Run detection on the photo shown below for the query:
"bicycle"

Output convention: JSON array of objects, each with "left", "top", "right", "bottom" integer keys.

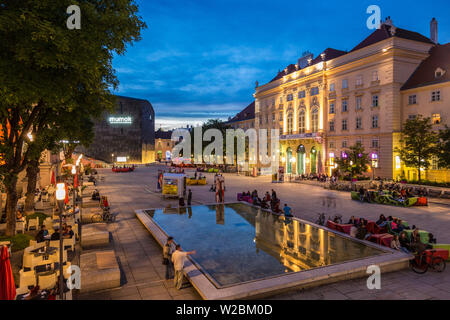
[
  {"left": 91, "top": 208, "right": 117, "bottom": 223},
  {"left": 410, "top": 249, "right": 446, "bottom": 274}
]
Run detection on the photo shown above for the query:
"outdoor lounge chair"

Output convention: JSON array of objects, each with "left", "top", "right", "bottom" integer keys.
[
  {"left": 27, "top": 217, "right": 39, "bottom": 231},
  {"left": 38, "top": 272, "right": 57, "bottom": 290},
  {"left": 19, "top": 269, "right": 37, "bottom": 288}
]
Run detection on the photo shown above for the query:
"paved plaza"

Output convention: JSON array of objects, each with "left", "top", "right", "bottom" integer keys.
[{"left": 78, "top": 165, "right": 450, "bottom": 300}]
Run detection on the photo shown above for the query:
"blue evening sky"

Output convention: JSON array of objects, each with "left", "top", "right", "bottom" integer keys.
[{"left": 112, "top": 0, "right": 450, "bottom": 130}]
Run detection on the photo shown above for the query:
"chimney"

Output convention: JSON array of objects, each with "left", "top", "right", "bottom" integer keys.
[{"left": 430, "top": 18, "right": 438, "bottom": 44}]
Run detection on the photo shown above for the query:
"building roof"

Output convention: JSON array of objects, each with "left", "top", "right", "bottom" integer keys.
[
  {"left": 155, "top": 128, "right": 173, "bottom": 139},
  {"left": 227, "top": 101, "right": 255, "bottom": 123},
  {"left": 266, "top": 22, "right": 433, "bottom": 85},
  {"left": 401, "top": 43, "right": 450, "bottom": 91},
  {"left": 350, "top": 23, "right": 433, "bottom": 52}
]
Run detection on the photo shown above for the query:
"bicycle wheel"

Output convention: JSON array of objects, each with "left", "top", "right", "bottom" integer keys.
[
  {"left": 432, "top": 257, "right": 446, "bottom": 272},
  {"left": 410, "top": 258, "right": 428, "bottom": 274}
]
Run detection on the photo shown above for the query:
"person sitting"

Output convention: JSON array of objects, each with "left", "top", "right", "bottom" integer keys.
[
  {"left": 272, "top": 200, "right": 282, "bottom": 214},
  {"left": 260, "top": 199, "right": 269, "bottom": 209},
  {"left": 63, "top": 225, "right": 74, "bottom": 239},
  {"left": 355, "top": 219, "right": 369, "bottom": 240},
  {"left": 428, "top": 233, "right": 437, "bottom": 245},
  {"left": 283, "top": 204, "right": 293, "bottom": 217},
  {"left": 347, "top": 215, "right": 358, "bottom": 226},
  {"left": 16, "top": 211, "right": 25, "bottom": 222},
  {"left": 91, "top": 190, "right": 100, "bottom": 201},
  {"left": 50, "top": 228, "right": 60, "bottom": 240},
  {"left": 264, "top": 192, "right": 271, "bottom": 202},
  {"left": 399, "top": 232, "right": 411, "bottom": 251},
  {"left": 410, "top": 229, "right": 430, "bottom": 253},
  {"left": 35, "top": 225, "right": 48, "bottom": 243},
  {"left": 393, "top": 219, "right": 406, "bottom": 233},
  {"left": 376, "top": 214, "right": 387, "bottom": 227}
]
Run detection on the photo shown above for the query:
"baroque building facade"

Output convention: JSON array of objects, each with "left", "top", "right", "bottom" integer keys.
[{"left": 254, "top": 18, "right": 449, "bottom": 181}]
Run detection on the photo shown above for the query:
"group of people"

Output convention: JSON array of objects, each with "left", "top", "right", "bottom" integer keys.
[
  {"left": 239, "top": 189, "right": 292, "bottom": 216},
  {"left": 35, "top": 223, "right": 74, "bottom": 243},
  {"left": 163, "top": 236, "right": 196, "bottom": 290},
  {"left": 346, "top": 214, "right": 436, "bottom": 254},
  {"left": 296, "top": 173, "right": 330, "bottom": 183}
]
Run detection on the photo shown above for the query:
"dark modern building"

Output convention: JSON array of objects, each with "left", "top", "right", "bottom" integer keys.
[{"left": 80, "top": 95, "right": 155, "bottom": 164}]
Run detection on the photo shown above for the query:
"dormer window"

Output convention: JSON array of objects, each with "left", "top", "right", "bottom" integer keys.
[{"left": 435, "top": 67, "right": 445, "bottom": 79}]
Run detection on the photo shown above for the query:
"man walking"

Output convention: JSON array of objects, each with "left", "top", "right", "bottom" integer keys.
[{"left": 172, "top": 244, "right": 196, "bottom": 289}]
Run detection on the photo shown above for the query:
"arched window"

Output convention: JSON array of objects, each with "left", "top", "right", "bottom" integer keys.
[
  {"left": 311, "top": 108, "right": 319, "bottom": 133},
  {"left": 287, "top": 112, "right": 293, "bottom": 134},
  {"left": 298, "top": 109, "right": 305, "bottom": 134}
]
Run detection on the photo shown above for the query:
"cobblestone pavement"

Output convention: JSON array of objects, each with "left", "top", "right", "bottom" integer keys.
[{"left": 78, "top": 165, "right": 450, "bottom": 300}]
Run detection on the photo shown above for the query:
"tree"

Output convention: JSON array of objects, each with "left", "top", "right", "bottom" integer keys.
[
  {"left": 335, "top": 142, "right": 370, "bottom": 178},
  {"left": 0, "top": 0, "right": 146, "bottom": 236},
  {"left": 437, "top": 125, "right": 450, "bottom": 169},
  {"left": 394, "top": 116, "right": 438, "bottom": 182}
]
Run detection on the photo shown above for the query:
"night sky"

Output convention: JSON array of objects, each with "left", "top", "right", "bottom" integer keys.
[{"left": 112, "top": 0, "right": 450, "bottom": 129}]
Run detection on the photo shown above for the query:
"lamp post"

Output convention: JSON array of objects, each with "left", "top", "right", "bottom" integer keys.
[
  {"left": 55, "top": 183, "right": 66, "bottom": 300},
  {"left": 71, "top": 165, "right": 76, "bottom": 210}
]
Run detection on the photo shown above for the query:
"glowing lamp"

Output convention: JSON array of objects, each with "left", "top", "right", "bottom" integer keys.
[
  {"left": 71, "top": 166, "right": 76, "bottom": 175},
  {"left": 290, "top": 157, "right": 296, "bottom": 163},
  {"left": 281, "top": 157, "right": 286, "bottom": 163},
  {"left": 56, "top": 183, "right": 66, "bottom": 201}
]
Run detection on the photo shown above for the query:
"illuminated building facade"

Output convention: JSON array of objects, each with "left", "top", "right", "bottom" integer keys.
[
  {"left": 255, "top": 18, "right": 449, "bottom": 180},
  {"left": 80, "top": 95, "right": 155, "bottom": 164}
]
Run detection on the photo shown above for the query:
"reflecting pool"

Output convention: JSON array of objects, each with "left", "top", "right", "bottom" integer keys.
[{"left": 145, "top": 203, "right": 385, "bottom": 287}]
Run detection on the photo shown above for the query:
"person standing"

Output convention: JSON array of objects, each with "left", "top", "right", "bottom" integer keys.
[
  {"left": 163, "top": 237, "right": 176, "bottom": 280},
  {"left": 172, "top": 245, "right": 196, "bottom": 289},
  {"left": 187, "top": 189, "right": 192, "bottom": 206}
]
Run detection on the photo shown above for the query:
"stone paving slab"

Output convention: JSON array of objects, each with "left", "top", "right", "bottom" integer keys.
[{"left": 76, "top": 166, "right": 450, "bottom": 300}]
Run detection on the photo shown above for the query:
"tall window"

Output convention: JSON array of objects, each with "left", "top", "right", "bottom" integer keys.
[
  {"left": 372, "top": 115, "right": 378, "bottom": 128},
  {"left": 356, "top": 75, "right": 363, "bottom": 86},
  {"left": 329, "top": 83, "right": 335, "bottom": 92},
  {"left": 311, "top": 108, "right": 319, "bottom": 132},
  {"left": 298, "top": 110, "right": 305, "bottom": 133},
  {"left": 287, "top": 112, "right": 293, "bottom": 134},
  {"left": 342, "top": 99, "right": 348, "bottom": 112},
  {"left": 356, "top": 117, "right": 362, "bottom": 129},
  {"left": 372, "top": 95, "right": 379, "bottom": 107},
  {"left": 329, "top": 141, "right": 335, "bottom": 149},
  {"left": 329, "top": 102, "right": 335, "bottom": 114},
  {"left": 342, "top": 119, "right": 348, "bottom": 131},
  {"left": 372, "top": 139, "right": 379, "bottom": 148},
  {"left": 342, "top": 79, "right": 348, "bottom": 89},
  {"left": 371, "top": 71, "right": 379, "bottom": 82},
  {"left": 408, "top": 95, "right": 417, "bottom": 105},
  {"left": 432, "top": 90, "right": 441, "bottom": 102},
  {"left": 342, "top": 140, "right": 348, "bottom": 148},
  {"left": 356, "top": 96, "right": 362, "bottom": 110},
  {"left": 329, "top": 121, "right": 335, "bottom": 132},
  {"left": 432, "top": 113, "right": 441, "bottom": 124},
  {"left": 432, "top": 156, "right": 439, "bottom": 170}
]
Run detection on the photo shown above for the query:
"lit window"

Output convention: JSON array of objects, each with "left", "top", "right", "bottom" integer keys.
[
  {"left": 298, "top": 110, "right": 305, "bottom": 133},
  {"left": 372, "top": 115, "right": 378, "bottom": 128},
  {"left": 311, "top": 108, "right": 319, "bottom": 132},
  {"left": 431, "top": 91, "right": 441, "bottom": 102},
  {"left": 408, "top": 95, "right": 417, "bottom": 105},
  {"left": 342, "top": 79, "right": 348, "bottom": 89},
  {"left": 372, "top": 95, "right": 379, "bottom": 107},
  {"left": 342, "top": 119, "right": 348, "bottom": 131},
  {"left": 329, "top": 102, "right": 335, "bottom": 114},
  {"left": 432, "top": 156, "right": 439, "bottom": 170},
  {"left": 342, "top": 99, "right": 348, "bottom": 112},
  {"left": 356, "top": 117, "right": 362, "bottom": 129},
  {"left": 356, "top": 96, "right": 362, "bottom": 110},
  {"left": 432, "top": 113, "right": 441, "bottom": 124},
  {"left": 287, "top": 113, "right": 293, "bottom": 134},
  {"left": 395, "top": 155, "right": 401, "bottom": 169}
]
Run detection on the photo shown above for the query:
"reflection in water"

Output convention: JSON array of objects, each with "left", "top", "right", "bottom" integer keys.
[{"left": 145, "top": 203, "right": 384, "bottom": 287}]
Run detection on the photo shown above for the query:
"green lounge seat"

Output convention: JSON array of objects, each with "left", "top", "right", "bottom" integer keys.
[{"left": 351, "top": 191, "right": 360, "bottom": 201}]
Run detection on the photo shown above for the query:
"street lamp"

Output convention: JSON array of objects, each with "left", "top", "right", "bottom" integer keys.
[{"left": 55, "top": 183, "right": 66, "bottom": 300}]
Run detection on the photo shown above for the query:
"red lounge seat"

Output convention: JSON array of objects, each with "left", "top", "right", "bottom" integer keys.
[
  {"left": 326, "top": 220, "right": 337, "bottom": 230},
  {"left": 415, "top": 197, "right": 428, "bottom": 206},
  {"left": 237, "top": 193, "right": 243, "bottom": 201},
  {"left": 335, "top": 224, "right": 353, "bottom": 234},
  {"left": 367, "top": 233, "right": 392, "bottom": 247}
]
